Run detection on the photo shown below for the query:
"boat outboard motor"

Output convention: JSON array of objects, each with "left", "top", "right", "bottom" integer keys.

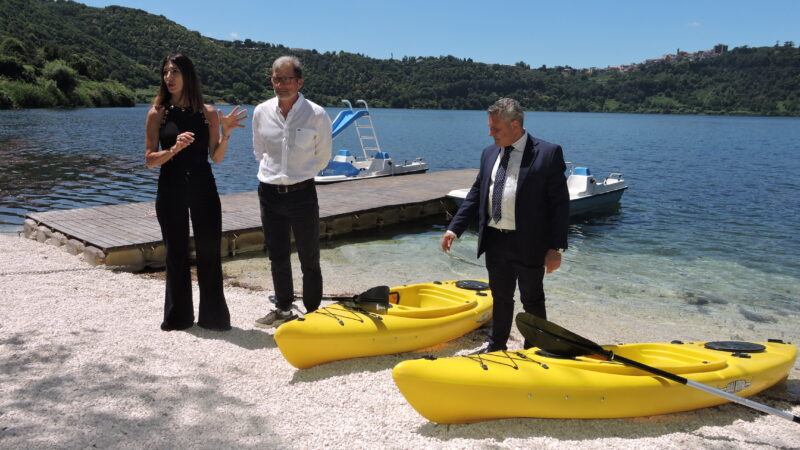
[{"left": 567, "top": 167, "right": 596, "bottom": 197}]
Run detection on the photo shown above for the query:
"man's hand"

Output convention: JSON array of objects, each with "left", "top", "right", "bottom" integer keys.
[
  {"left": 544, "top": 249, "right": 562, "bottom": 274},
  {"left": 441, "top": 231, "right": 457, "bottom": 252}
]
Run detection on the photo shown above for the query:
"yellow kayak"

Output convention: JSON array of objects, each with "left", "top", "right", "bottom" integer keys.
[
  {"left": 392, "top": 340, "right": 797, "bottom": 423},
  {"left": 274, "top": 280, "right": 493, "bottom": 369}
]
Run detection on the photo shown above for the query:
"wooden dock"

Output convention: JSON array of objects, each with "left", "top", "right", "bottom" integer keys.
[{"left": 23, "top": 169, "right": 477, "bottom": 269}]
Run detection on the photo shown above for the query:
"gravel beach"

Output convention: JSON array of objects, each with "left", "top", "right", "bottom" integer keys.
[{"left": 1, "top": 235, "right": 798, "bottom": 449}]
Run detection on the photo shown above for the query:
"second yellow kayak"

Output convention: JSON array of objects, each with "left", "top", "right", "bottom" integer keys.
[{"left": 393, "top": 340, "right": 797, "bottom": 423}]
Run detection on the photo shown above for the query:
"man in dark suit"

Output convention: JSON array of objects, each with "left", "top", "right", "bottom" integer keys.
[{"left": 441, "top": 98, "right": 570, "bottom": 352}]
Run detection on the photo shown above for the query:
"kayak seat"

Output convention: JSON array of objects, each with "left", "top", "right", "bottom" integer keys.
[
  {"left": 545, "top": 343, "right": 729, "bottom": 375},
  {"left": 387, "top": 286, "right": 478, "bottom": 319},
  {"left": 616, "top": 343, "right": 729, "bottom": 374}
]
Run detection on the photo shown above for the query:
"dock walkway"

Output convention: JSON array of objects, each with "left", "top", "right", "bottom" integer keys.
[{"left": 24, "top": 169, "right": 476, "bottom": 269}]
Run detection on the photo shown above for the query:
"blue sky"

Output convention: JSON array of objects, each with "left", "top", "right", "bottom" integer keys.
[{"left": 81, "top": 0, "right": 798, "bottom": 68}]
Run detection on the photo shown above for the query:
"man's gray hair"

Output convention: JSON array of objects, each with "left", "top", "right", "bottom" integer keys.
[
  {"left": 487, "top": 98, "right": 524, "bottom": 125},
  {"left": 272, "top": 55, "right": 303, "bottom": 78}
]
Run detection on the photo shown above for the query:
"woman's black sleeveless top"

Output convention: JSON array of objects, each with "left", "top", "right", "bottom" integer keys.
[{"left": 159, "top": 105, "right": 210, "bottom": 170}]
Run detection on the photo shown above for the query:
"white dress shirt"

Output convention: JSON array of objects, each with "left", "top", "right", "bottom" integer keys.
[
  {"left": 252, "top": 93, "right": 332, "bottom": 185},
  {"left": 488, "top": 131, "right": 528, "bottom": 230}
]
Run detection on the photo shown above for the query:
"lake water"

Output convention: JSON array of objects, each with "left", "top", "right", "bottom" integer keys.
[{"left": 1, "top": 106, "right": 799, "bottom": 336}]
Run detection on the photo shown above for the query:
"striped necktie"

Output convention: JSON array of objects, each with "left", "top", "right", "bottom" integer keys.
[{"left": 491, "top": 146, "right": 514, "bottom": 223}]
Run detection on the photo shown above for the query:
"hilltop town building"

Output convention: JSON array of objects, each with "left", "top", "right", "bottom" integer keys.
[{"left": 583, "top": 44, "right": 728, "bottom": 74}]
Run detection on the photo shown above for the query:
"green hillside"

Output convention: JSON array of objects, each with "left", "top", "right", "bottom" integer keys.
[{"left": 1, "top": 0, "right": 799, "bottom": 116}]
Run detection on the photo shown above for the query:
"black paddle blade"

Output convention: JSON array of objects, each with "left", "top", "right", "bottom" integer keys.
[
  {"left": 515, "top": 312, "right": 605, "bottom": 358},
  {"left": 354, "top": 285, "right": 390, "bottom": 306}
]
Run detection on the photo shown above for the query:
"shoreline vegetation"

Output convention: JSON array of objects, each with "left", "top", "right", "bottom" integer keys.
[{"left": 1, "top": 0, "right": 799, "bottom": 115}]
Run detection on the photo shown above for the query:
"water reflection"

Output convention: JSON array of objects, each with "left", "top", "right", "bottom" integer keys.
[
  {"left": 0, "top": 136, "right": 157, "bottom": 226},
  {"left": 2, "top": 107, "right": 798, "bottom": 326}
]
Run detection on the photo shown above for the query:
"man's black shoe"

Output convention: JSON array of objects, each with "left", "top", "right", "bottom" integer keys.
[{"left": 468, "top": 344, "right": 505, "bottom": 355}]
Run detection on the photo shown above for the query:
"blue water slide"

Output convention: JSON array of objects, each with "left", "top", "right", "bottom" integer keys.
[
  {"left": 331, "top": 109, "right": 370, "bottom": 138},
  {"left": 573, "top": 167, "right": 591, "bottom": 176}
]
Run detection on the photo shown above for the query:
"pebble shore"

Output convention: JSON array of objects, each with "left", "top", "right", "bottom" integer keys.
[{"left": 1, "top": 235, "right": 798, "bottom": 449}]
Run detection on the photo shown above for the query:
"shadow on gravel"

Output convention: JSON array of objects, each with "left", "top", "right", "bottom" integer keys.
[
  {"left": 186, "top": 326, "right": 275, "bottom": 351},
  {"left": 0, "top": 330, "right": 286, "bottom": 448}
]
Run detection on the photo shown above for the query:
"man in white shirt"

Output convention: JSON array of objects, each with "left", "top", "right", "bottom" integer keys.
[
  {"left": 441, "top": 98, "right": 570, "bottom": 352},
  {"left": 252, "top": 56, "right": 332, "bottom": 328}
]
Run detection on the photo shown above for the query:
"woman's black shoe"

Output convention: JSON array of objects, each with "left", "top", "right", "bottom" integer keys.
[
  {"left": 197, "top": 323, "right": 232, "bottom": 332},
  {"left": 160, "top": 321, "right": 194, "bottom": 331}
]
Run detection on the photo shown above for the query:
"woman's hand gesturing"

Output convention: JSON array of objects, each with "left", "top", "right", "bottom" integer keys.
[{"left": 218, "top": 106, "right": 248, "bottom": 137}]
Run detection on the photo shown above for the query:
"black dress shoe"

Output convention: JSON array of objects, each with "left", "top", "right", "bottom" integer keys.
[
  {"left": 469, "top": 344, "right": 505, "bottom": 355},
  {"left": 160, "top": 321, "right": 194, "bottom": 332},
  {"left": 197, "top": 323, "right": 232, "bottom": 332}
]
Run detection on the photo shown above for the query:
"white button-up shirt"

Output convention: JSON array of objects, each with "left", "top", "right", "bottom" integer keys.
[
  {"left": 488, "top": 132, "right": 528, "bottom": 230},
  {"left": 252, "top": 93, "right": 332, "bottom": 185}
]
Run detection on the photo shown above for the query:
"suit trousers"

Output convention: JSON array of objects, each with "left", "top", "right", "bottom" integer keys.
[
  {"left": 156, "top": 164, "right": 230, "bottom": 329},
  {"left": 258, "top": 181, "right": 322, "bottom": 313},
  {"left": 484, "top": 227, "right": 546, "bottom": 350}
]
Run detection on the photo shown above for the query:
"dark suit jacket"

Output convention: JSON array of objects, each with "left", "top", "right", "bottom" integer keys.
[{"left": 448, "top": 134, "right": 570, "bottom": 266}]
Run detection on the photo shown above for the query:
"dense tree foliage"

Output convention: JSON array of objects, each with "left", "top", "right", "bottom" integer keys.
[{"left": 1, "top": 0, "right": 798, "bottom": 116}]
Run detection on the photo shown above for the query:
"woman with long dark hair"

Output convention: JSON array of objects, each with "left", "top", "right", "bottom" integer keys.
[{"left": 145, "top": 53, "right": 247, "bottom": 331}]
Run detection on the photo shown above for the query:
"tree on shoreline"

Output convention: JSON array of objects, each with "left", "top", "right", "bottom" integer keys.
[{"left": 0, "top": 0, "right": 798, "bottom": 116}]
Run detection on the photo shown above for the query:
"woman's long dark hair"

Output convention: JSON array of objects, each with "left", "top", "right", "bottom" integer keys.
[{"left": 153, "top": 53, "right": 204, "bottom": 112}]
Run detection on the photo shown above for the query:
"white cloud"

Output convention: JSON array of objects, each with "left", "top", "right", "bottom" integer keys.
[
  {"left": 688, "top": 21, "right": 701, "bottom": 27},
  {"left": 230, "top": 32, "right": 240, "bottom": 39}
]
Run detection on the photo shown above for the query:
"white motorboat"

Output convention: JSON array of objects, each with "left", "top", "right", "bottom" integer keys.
[
  {"left": 446, "top": 165, "right": 628, "bottom": 218},
  {"left": 315, "top": 100, "right": 428, "bottom": 183}
]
